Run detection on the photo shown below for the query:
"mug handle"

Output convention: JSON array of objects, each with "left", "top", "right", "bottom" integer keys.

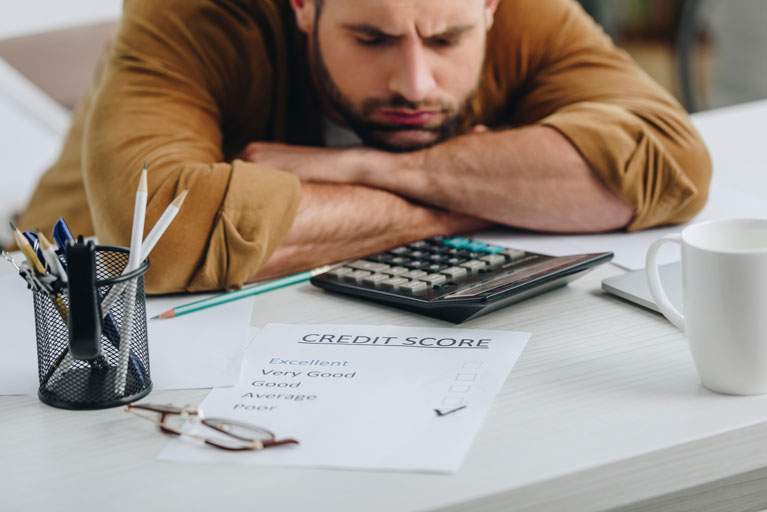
[{"left": 646, "top": 234, "right": 685, "bottom": 331}]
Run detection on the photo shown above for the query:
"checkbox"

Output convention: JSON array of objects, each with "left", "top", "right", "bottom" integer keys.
[
  {"left": 450, "top": 384, "right": 471, "bottom": 393},
  {"left": 463, "top": 362, "right": 483, "bottom": 369},
  {"left": 455, "top": 373, "right": 477, "bottom": 382},
  {"left": 442, "top": 397, "right": 463, "bottom": 407}
]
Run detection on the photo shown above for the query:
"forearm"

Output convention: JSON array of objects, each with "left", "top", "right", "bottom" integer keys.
[
  {"left": 359, "top": 125, "right": 634, "bottom": 233},
  {"left": 252, "top": 182, "right": 490, "bottom": 281}
]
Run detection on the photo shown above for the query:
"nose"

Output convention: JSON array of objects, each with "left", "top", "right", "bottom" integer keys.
[{"left": 388, "top": 40, "right": 436, "bottom": 103}]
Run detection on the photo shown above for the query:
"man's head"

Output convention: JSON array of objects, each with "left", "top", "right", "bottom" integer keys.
[{"left": 291, "top": 0, "right": 498, "bottom": 152}]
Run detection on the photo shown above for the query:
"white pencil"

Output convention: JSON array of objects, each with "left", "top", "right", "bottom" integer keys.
[
  {"left": 115, "top": 187, "right": 189, "bottom": 395},
  {"left": 116, "top": 164, "right": 149, "bottom": 395},
  {"left": 139, "top": 188, "right": 188, "bottom": 260},
  {"left": 127, "top": 164, "right": 148, "bottom": 272},
  {"left": 100, "top": 188, "right": 189, "bottom": 316}
]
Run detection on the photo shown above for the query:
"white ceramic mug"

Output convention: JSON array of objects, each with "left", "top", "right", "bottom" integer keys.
[{"left": 646, "top": 218, "right": 767, "bottom": 395}]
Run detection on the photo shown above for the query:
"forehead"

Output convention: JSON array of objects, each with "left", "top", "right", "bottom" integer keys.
[{"left": 321, "top": 0, "right": 484, "bottom": 34}]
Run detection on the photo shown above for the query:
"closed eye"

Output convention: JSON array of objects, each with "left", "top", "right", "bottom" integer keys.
[
  {"left": 355, "top": 36, "right": 396, "bottom": 47},
  {"left": 426, "top": 36, "right": 459, "bottom": 48}
]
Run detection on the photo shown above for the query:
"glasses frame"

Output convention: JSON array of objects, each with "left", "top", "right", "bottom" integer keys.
[{"left": 125, "top": 403, "right": 298, "bottom": 451}]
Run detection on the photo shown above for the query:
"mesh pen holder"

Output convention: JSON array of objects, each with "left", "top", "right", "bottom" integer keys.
[{"left": 33, "top": 245, "right": 152, "bottom": 409}]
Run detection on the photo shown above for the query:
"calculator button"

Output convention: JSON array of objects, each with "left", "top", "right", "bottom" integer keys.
[
  {"left": 348, "top": 260, "right": 390, "bottom": 272},
  {"left": 327, "top": 267, "right": 354, "bottom": 279},
  {"left": 408, "top": 240, "right": 428, "bottom": 249},
  {"left": 402, "top": 270, "right": 428, "bottom": 280},
  {"left": 419, "top": 274, "right": 447, "bottom": 287},
  {"left": 465, "top": 241, "right": 489, "bottom": 252},
  {"left": 446, "top": 257, "right": 467, "bottom": 266},
  {"left": 428, "top": 235, "right": 447, "bottom": 243},
  {"left": 500, "top": 249, "right": 525, "bottom": 261},
  {"left": 428, "top": 254, "right": 450, "bottom": 262},
  {"left": 368, "top": 253, "right": 394, "bottom": 263},
  {"left": 408, "top": 250, "right": 425, "bottom": 259},
  {"left": 380, "top": 277, "right": 410, "bottom": 290},
  {"left": 443, "top": 237, "right": 471, "bottom": 248},
  {"left": 460, "top": 260, "right": 487, "bottom": 273},
  {"left": 382, "top": 266, "right": 409, "bottom": 276},
  {"left": 389, "top": 256, "right": 409, "bottom": 266},
  {"left": 399, "top": 281, "right": 428, "bottom": 294},
  {"left": 440, "top": 266, "right": 468, "bottom": 279},
  {"left": 483, "top": 244, "right": 506, "bottom": 254},
  {"left": 429, "top": 245, "right": 451, "bottom": 254},
  {"left": 424, "top": 263, "right": 447, "bottom": 273},
  {"left": 479, "top": 254, "right": 506, "bottom": 266},
  {"left": 405, "top": 260, "right": 428, "bottom": 270},
  {"left": 344, "top": 270, "right": 372, "bottom": 282},
  {"left": 361, "top": 273, "right": 390, "bottom": 286},
  {"left": 390, "top": 246, "right": 410, "bottom": 255}
]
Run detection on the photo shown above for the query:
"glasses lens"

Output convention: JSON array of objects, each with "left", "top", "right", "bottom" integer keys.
[{"left": 203, "top": 418, "right": 275, "bottom": 442}]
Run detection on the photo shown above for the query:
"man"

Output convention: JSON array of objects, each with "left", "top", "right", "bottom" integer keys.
[{"left": 17, "top": 0, "right": 711, "bottom": 293}]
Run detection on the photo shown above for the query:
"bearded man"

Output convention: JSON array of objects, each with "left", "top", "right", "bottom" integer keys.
[{"left": 17, "top": 0, "right": 711, "bottom": 293}]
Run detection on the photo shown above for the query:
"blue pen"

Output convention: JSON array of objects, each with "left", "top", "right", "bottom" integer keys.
[
  {"left": 52, "top": 218, "right": 74, "bottom": 264},
  {"left": 22, "top": 231, "right": 47, "bottom": 272},
  {"left": 53, "top": 218, "right": 148, "bottom": 385}
]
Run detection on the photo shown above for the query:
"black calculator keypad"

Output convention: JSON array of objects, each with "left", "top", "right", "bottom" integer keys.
[{"left": 311, "top": 236, "right": 613, "bottom": 323}]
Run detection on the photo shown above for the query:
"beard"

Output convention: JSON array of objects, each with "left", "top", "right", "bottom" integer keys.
[{"left": 313, "top": 40, "right": 476, "bottom": 153}]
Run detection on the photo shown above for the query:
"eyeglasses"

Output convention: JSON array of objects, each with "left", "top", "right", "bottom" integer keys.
[{"left": 125, "top": 403, "right": 299, "bottom": 451}]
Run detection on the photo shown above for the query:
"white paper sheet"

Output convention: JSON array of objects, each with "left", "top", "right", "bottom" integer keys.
[
  {"left": 144, "top": 295, "right": 253, "bottom": 390},
  {"left": 158, "top": 323, "right": 531, "bottom": 473},
  {"left": 0, "top": 272, "right": 251, "bottom": 395},
  {"left": 474, "top": 182, "right": 767, "bottom": 270},
  {"left": 0, "top": 273, "right": 39, "bottom": 395}
]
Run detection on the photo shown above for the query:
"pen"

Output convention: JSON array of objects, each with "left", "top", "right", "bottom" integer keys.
[
  {"left": 10, "top": 223, "right": 77, "bottom": 387},
  {"left": 10, "top": 222, "right": 46, "bottom": 274},
  {"left": 43, "top": 218, "right": 148, "bottom": 388},
  {"left": 153, "top": 265, "right": 334, "bottom": 319},
  {"left": 21, "top": 231, "right": 46, "bottom": 271},
  {"left": 37, "top": 232, "right": 67, "bottom": 283},
  {"left": 53, "top": 217, "right": 74, "bottom": 262}
]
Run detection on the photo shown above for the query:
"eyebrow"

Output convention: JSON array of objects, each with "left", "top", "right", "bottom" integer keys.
[{"left": 342, "top": 23, "right": 476, "bottom": 41}]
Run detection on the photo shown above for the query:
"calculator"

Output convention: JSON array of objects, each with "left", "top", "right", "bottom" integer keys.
[{"left": 310, "top": 235, "right": 613, "bottom": 323}]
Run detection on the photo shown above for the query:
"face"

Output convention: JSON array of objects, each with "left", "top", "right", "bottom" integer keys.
[{"left": 294, "top": 0, "right": 496, "bottom": 152}]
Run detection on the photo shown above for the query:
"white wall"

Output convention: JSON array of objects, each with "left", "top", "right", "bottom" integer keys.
[
  {"left": 0, "top": 0, "right": 121, "bottom": 39},
  {"left": 704, "top": 0, "right": 767, "bottom": 108}
]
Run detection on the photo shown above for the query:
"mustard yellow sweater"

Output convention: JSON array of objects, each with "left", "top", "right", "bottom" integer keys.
[{"left": 17, "top": 0, "right": 711, "bottom": 293}]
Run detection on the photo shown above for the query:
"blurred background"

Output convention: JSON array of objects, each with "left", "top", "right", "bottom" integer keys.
[
  {"left": 578, "top": 0, "right": 767, "bottom": 112},
  {"left": 0, "top": 0, "right": 765, "bottom": 246},
  {"left": 0, "top": 0, "right": 765, "bottom": 113}
]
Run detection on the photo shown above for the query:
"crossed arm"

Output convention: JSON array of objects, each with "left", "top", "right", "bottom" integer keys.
[{"left": 246, "top": 124, "right": 634, "bottom": 281}]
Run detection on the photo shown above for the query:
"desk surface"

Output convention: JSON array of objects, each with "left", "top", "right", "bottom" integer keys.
[{"left": 2, "top": 102, "right": 767, "bottom": 512}]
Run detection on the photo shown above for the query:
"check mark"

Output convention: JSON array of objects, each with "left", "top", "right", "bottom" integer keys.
[{"left": 434, "top": 405, "right": 467, "bottom": 417}]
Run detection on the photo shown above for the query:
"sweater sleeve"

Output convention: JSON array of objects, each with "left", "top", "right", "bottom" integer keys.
[
  {"left": 81, "top": 0, "right": 300, "bottom": 293},
  {"left": 487, "top": 0, "right": 711, "bottom": 231}
]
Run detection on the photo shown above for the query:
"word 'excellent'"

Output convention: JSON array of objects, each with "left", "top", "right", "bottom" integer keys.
[
  {"left": 300, "top": 333, "right": 491, "bottom": 348},
  {"left": 270, "top": 358, "right": 350, "bottom": 366}
]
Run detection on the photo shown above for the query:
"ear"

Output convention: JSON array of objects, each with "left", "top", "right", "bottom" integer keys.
[
  {"left": 290, "top": 0, "right": 317, "bottom": 34},
  {"left": 484, "top": 0, "right": 499, "bottom": 30}
]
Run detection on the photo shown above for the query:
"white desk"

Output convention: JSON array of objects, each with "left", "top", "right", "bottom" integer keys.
[{"left": 1, "top": 102, "right": 766, "bottom": 512}]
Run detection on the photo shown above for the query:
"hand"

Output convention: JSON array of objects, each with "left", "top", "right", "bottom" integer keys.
[{"left": 236, "top": 141, "right": 376, "bottom": 184}]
